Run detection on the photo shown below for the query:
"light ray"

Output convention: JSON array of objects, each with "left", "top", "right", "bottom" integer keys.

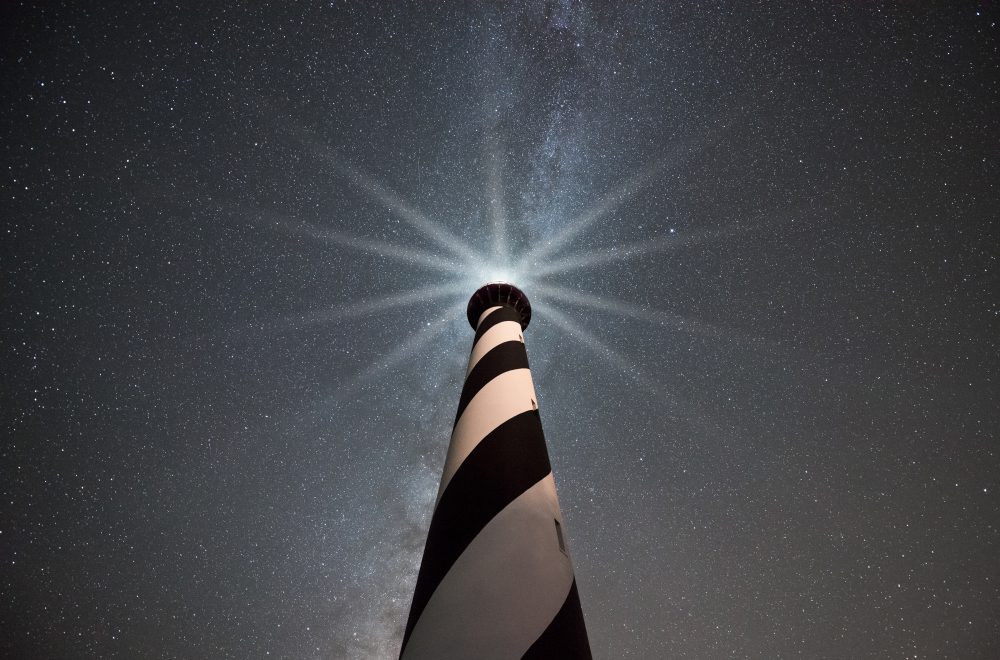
[
  {"left": 287, "top": 124, "right": 479, "bottom": 264},
  {"left": 532, "top": 208, "right": 817, "bottom": 278},
  {"left": 486, "top": 143, "right": 509, "bottom": 263},
  {"left": 340, "top": 166, "right": 480, "bottom": 264},
  {"left": 345, "top": 299, "right": 467, "bottom": 387},
  {"left": 532, "top": 301, "right": 677, "bottom": 410},
  {"left": 519, "top": 135, "right": 706, "bottom": 269},
  {"left": 235, "top": 283, "right": 465, "bottom": 337},
  {"left": 532, "top": 282, "right": 767, "bottom": 347},
  {"left": 253, "top": 209, "right": 465, "bottom": 275}
]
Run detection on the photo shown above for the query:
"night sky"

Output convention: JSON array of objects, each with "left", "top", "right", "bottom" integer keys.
[{"left": 3, "top": 2, "right": 998, "bottom": 658}]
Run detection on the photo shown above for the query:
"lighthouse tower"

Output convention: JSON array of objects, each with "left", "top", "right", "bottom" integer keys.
[{"left": 400, "top": 282, "right": 592, "bottom": 659}]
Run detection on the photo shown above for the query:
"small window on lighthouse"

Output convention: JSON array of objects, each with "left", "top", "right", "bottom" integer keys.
[{"left": 554, "top": 519, "right": 567, "bottom": 554}]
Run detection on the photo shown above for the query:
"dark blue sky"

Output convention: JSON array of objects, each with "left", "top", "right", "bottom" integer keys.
[{"left": 3, "top": 2, "right": 997, "bottom": 658}]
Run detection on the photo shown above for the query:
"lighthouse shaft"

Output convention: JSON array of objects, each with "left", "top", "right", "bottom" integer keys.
[{"left": 400, "top": 291, "right": 592, "bottom": 659}]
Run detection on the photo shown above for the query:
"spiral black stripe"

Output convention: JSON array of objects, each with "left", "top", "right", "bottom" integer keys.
[
  {"left": 454, "top": 340, "right": 530, "bottom": 423},
  {"left": 473, "top": 304, "right": 521, "bottom": 343},
  {"left": 400, "top": 410, "right": 552, "bottom": 651},
  {"left": 522, "top": 580, "right": 593, "bottom": 660}
]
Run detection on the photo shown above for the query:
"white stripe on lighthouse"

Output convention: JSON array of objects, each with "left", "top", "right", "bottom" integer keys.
[
  {"left": 401, "top": 473, "right": 574, "bottom": 660},
  {"left": 466, "top": 319, "right": 523, "bottom": 375},
  {"left": 477, "top": 305, "right": 503, "bottom": 327},
  {"left": 436, "top": 368, "right": 538, "bottom": 503}
]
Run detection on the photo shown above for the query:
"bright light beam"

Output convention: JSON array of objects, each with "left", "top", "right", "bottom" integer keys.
[
  {"left": 532, "top": 224, "right": 744, "bottom": 279},
  {"left": 532, "top": 209, "right": 819, "bottom": 279},
  {"left": 487, "top": 143, "right": 509, "bottom": 263},
  {"left": 288, "top": 124, "right": 480, "bottom": 264},
  {"left": 255, "top": 210, "right": 466, "bottom": 276},
  {"left": 532, "top": 301, "right": 678, "bottom": 411},
  {"left": 345, "top": 299, "right": 467, "bottom": 387},
  {"left": 340, "top": 166, "right": 480, "bottom": 264},
  {"left": 233, "top": 283, "right": 465, "bottom": 337},
  {"left": 519, "top": 136, "right": 706, "bottom": 269},
  {"left": 532, "top": 282, "right": 767, "bottom": 347}
]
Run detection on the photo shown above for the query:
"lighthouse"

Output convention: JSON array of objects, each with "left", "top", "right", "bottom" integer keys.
[{"left": 399, "top": 282, "right": 592, "bottom": 659}]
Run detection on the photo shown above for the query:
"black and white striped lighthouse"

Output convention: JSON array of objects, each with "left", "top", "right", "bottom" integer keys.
[{"left": 400, "top": 282, "right": 592, "bottom": 659}]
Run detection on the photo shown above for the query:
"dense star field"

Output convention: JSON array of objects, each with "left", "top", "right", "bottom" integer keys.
[{"left": 2, "top": 2, "right": 998, "bottom": 658}]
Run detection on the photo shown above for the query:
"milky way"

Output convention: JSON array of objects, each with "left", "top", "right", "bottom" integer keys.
[{"left": 3, "top": 3, "right": 998, "bottom": 658}]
